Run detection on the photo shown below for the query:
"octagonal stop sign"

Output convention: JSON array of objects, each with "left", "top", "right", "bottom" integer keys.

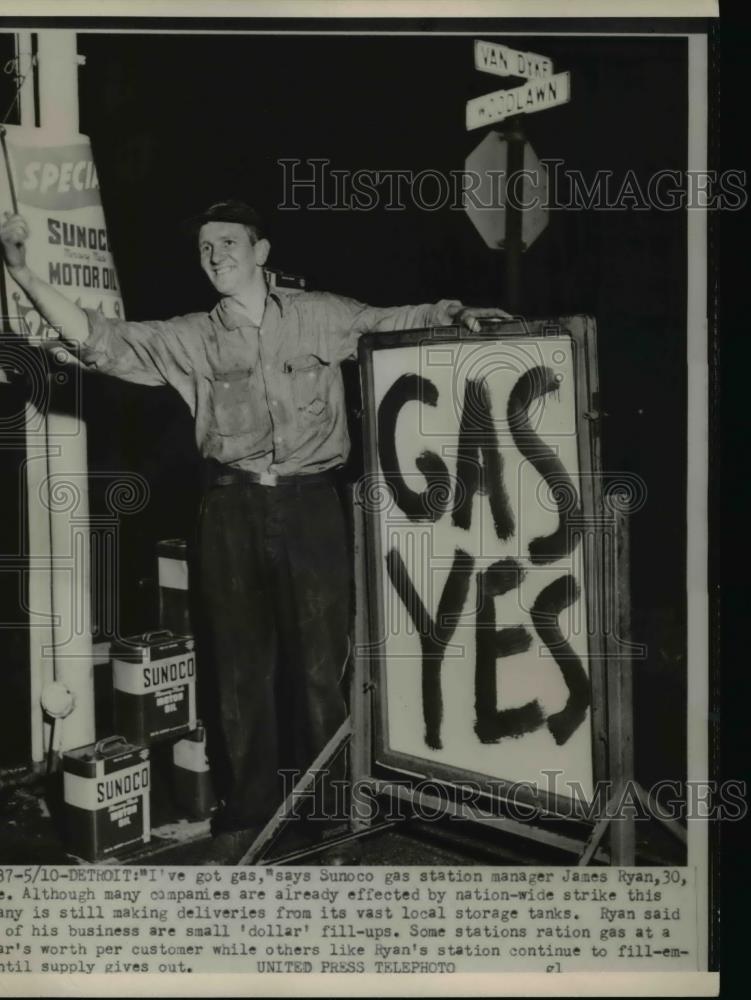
[{"left": 463, "top": 130, "right": 549, "bottom": 250}]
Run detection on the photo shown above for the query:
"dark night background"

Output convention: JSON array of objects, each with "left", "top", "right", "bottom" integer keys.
[{"left": 0, "top": 29, "right": 688, "bottom": 791}]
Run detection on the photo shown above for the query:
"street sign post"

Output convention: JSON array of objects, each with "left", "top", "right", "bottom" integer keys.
[{"left": 464, "top": 40, "right": 568, "bottom": 311}]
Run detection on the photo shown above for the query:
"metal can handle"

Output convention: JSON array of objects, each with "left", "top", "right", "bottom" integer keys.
[{"left": 94, "top": 734, "right": 129, "bottom": 755}]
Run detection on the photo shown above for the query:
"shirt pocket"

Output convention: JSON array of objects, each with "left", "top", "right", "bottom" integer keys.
[
  {"left": 208, "top": 368, "right": 266, "bottom": 437},
  {"left": 284, "top": 353, "right": 331, "bottom": 418}
]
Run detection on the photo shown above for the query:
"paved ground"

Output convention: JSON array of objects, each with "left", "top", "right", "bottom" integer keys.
[
  {"left": 0, "top": 777, "right": 683, "bottom": 868},
  {"left": 0, "top": 782, "right": 543, "bottom": 866}
]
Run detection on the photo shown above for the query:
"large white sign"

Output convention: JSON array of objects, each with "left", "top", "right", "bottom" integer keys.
[{"left": 367, "top": 332, "right": 596, "bottom": 801}]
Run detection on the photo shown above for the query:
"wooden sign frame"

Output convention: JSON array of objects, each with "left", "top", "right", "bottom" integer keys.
[{"left": 354, "top": 316, "right": 612, "bottom": 828}]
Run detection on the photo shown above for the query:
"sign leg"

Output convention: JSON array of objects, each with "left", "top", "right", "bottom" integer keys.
[
  {"left": 350, "top": 491, "right": 372, "bottom": 832},
  {"left": 503, "top": 118, "right": 525, "bottom": 312},
  {"left": 606, "top": 491, "right": 636, "bottom": 865}
]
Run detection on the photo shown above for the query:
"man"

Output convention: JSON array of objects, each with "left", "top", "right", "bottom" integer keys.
[{"left": 0, "top": 201, "right": 509, "bottom": 864}]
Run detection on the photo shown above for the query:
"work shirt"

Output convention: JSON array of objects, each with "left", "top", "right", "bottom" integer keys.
[{"left": 79, "top": 289, "right": 460, "bottom": 475}]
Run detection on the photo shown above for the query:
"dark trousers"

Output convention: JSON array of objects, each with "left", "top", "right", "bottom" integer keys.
[{"left": 197, "top": 478, "right": 350, "bottom": 832}]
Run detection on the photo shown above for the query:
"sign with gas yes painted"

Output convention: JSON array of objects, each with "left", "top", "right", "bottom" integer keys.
[{"left": 359, "top": 318, "right": 603, "bottom": 806}]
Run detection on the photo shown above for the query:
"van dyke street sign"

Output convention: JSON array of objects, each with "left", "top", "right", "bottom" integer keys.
[
  {"left": 474, "top": 39, "right": 553, "bottom": 79},
  {"left": 466, "top": 71, "right": 571, "bottom": 131}
]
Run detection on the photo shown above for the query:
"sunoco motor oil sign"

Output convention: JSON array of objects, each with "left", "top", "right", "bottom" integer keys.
[{"left": 0, "top": 125, "right": 123, "bottom": 341}]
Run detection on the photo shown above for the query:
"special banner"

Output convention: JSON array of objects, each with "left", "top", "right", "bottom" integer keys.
[{"left": 0, "top": 124, "right": 123, "bottom": 338}]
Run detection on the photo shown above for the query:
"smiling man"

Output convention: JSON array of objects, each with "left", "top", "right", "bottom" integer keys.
[
  {"left": 0, "top": 200, "right": 509, "bottom": 864},
  {"left": 199, "top": 211, "right": 268, "bottom": 313}
]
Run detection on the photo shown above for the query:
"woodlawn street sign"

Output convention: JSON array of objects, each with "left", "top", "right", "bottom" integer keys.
[{"left": 466, "top": 71, "right": 571, "bottom": 131}]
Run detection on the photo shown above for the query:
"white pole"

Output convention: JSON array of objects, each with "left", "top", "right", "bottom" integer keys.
[
  {"left": 16, "top": 31, "right": 53, "bottom": 766},
  {"left": 36, "top": 30, "right": 95, "bottom": 753},
  {"left": 16, "top": 32, "right": 34, "bottom": 126},
  {"left": 37, "top": 31, "right": 79, "bottom": 136}
]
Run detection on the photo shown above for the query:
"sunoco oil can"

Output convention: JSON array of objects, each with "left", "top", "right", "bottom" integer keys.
[
  {"left": 63, "top": 736, "right": 150, "bottom": 862},
  {"left": 112, "top": 630, "right": 197, "bottom": 744},
  {"left": 172, "top": 722, "right": 215, "bottom": 820},
  {"left": 156, "top": 538, "right": 192, "bottom": 636}
]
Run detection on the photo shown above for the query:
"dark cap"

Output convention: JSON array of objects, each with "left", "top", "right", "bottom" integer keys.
[{"left": 183, "top": 200, "right": 267, "bottom": 242}]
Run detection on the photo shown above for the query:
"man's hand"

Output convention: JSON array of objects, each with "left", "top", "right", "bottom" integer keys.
[
  {"left": 0, "top": 212, "right": 89, "bottom": 344},
  {"left": 448, "top": 304, "right": 513, "bottom": 333},
  {"left": 0, "top": 211, "right": 30, "bottom": 271}
]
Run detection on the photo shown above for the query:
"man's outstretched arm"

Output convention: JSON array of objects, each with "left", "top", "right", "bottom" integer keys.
[
  {"left": 0, "top": 212, "right": 89, "bottom": 344},
  {"left": 0, "top": 213, "right": 201, "bottom": 395},
  {"left": 316, "top": 293, "right": 513, "bottom": 363}
]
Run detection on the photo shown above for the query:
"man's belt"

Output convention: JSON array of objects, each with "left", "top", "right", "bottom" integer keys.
[{"left": 207, "top": 463, "right": 338, "bottom": 488}]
